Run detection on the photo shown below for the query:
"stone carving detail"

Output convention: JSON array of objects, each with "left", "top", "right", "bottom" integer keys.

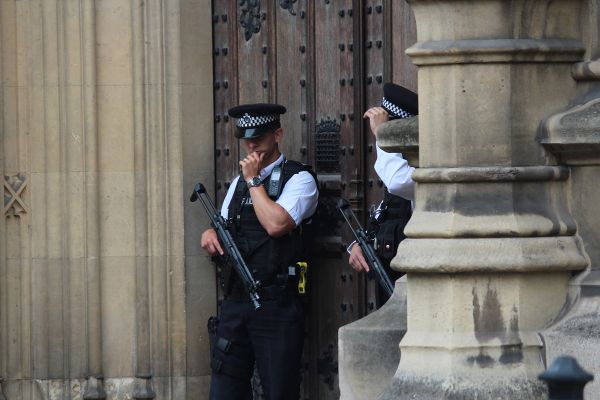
[
  {"left": 279, "top": 0, "right": 297, "bottom": 15},
  {"left": 3, "top": 173, "right": 28, "bottom": 217},
  {"left": 239, "top": 0, "right": 262, "bottom": 41},
  {"left": 83, "top": 376, "right": 107, "bottom": 400},
  {"left": 133, "top": 375, "right": 156, "bottom": 400}
]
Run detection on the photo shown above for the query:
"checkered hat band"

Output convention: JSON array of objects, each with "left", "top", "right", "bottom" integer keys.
[
  {"left": 382, "top": 98, "right": 413, "bottom": 119},
  {"left": 236, "top": 113, "right": 279, "bottom": 128}
]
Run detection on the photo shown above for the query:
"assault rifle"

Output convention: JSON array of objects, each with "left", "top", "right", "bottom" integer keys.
[
  {"left": 337, "top": 198, "right": 394, "bottom": 297},
  {"left": 190, "top": 183, "right": 261, "bottom": 310}
]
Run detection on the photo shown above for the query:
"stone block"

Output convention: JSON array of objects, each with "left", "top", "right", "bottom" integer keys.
[
  {"left": 98, "top": 172, "right": 136, "bottom": 257},
  {"left": 185, "top": 255, "right": 217, "bottom": 377},
  {"left": 95, "top": 0, "right": 133, "bottom": 86},
  {"left": 101, "top": 256, "right": 136, "bottom": 378},
  {"left": 541, "top": 288, "right": 600, "bottom": 399},
  {"left": 186, "top": 375, "right": 212, "bottom": 400},
  {"left": 97, "top": 86, "right": 135, "bottom": 172},
  {"left": 338, "top": 277, "right": 407, "bottom": 400},
  {"left": 376, "top": 116, "right": 419, "bottom": 167}
]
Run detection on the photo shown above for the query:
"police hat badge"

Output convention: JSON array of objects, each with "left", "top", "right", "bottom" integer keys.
[{"left": 228, "top": 103, "right": 287, "bottom": 139}]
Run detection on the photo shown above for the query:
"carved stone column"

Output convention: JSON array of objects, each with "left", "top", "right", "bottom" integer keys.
[
  {"left": 538, "top": 50, "right": 600, "bottom": 397},
  {"left": 0, "top": 0, "right": 215, "bottom": 398},
  {"left": 379, "top": 0, "right": 589, "bottom": 398}
]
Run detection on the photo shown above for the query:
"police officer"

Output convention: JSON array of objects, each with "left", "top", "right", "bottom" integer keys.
[
  {"left": 201, "top": 103, "right": 318, "bottom": 400},
  {"left": 348, "top": 84, "right": 417, "bottom": 299}
]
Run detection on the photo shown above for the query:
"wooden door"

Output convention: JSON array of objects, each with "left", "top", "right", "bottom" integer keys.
[{"left": 211, "top": 1, "right": 416, "bottom": 397}]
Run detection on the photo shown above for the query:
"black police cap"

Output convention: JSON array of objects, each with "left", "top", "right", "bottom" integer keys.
[
  {"left": 382, "top": 83, "right": 418, "bottom": 119},
  {"left": 228, "top": 103, "right": 287, "bottom": 139}
]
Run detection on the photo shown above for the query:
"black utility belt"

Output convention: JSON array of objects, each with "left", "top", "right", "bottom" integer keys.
[
  {"left": 227, "top": 284, "right": 296, "bottom": 302},
  {"left": 226, "top": 262, "right": 309, "bottom": 301}
]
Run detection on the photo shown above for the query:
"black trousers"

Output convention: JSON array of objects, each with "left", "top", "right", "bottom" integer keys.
[
  {"left": 374, "top": 258, "right": 404, "bottom": 305},
  {"left": 209, "top": 297, "right": 305, "bottom": 400}
]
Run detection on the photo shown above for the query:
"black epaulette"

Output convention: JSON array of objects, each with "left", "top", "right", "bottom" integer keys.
[{"left": 280, "top": 160, "right": 319, "bottom": 224}]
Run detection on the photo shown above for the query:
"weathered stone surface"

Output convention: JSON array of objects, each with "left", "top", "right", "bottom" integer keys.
[
  {"left": 542, "top": 290, "right": 600, "bottom": 399},
  {"left": 373, "top": 0, "right": 591, "bottom": 396},
  {"left": 0, "top": 0, "right": 215, "bottom": 398},
  {"left": 1, "top": 377, "right": 209, "bottom": 400},
  {"left": 538, "top": 74, "right": 600, "bottom": 399},
  {"left": 376, "top": 117, "right": 419, "bottom": 167},
  {"left": 540, "top": 97, "right": 600, "bottom": 165},
  {"left": 338, "top": 278, "right": 407, "bottom": 400},
  {"left": 379, "top": 374, "right": 547, "bottom": 400}
]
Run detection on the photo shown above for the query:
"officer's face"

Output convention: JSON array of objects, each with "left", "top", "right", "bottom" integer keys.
[{"left": 243, "top": 128, "right": 283, "bottom": 159}]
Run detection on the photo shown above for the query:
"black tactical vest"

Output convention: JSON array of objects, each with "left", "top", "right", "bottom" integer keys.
[
  {"left": 371, "top": 189, "right": 412, "bottom": 264},
  {"left": 227, "top": 159, "right": 317, "bottom": 289}
]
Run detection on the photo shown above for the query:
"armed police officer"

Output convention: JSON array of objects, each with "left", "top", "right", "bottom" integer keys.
[
  {"left": 348, "top": 83, "right": 417, "bottom": 301},
  {"left": 201, "top": 103, "right": 318, "bottom": 400}
]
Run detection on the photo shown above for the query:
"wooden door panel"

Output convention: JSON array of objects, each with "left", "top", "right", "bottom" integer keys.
[
  {"left": 213, "top": 1, "right": 239, "bottom": 205},
  {"left": 312, "top": 3, "right": 346, "bottom": 398},
  {"left": 236, "top": 1, "right": 270, "bottom": 104},
  {"left": 391, "top": 1, "right": 418, "bottom": 92},
  {"left": 363, "top": 0, "right": 386, "bottom": 310},
  {"left": 314, "top": 2, "right": 342, "bottom": 118},
  {"left": 275, "top": 0, "right": 307, "bottom": 163},
  {"left": 211, "top": 1, "right": 418, "bottom": 397}
]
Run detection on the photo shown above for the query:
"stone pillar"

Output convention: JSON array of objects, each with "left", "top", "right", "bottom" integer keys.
[
  {"left": 0, "top": 1, "right": 215, "bottom": 399},
  {"left": 338, "top": 278, "right": 408, "bottom": 400},
  {"left": 537, "top": 3, "right": 600, "bottom": 389},
  {"left": 539, "top": 84, "right": 600, "bottom": 397},
  {"left": 378, "top": 0, "right": 590, "bottom": 398}
]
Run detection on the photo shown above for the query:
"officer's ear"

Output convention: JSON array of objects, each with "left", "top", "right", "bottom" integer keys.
[{"left": 273, "top": 127, "right": 283, "bottom": 144}]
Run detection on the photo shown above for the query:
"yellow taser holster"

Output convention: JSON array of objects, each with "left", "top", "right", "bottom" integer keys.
[{"left": 297, "top": 262, "right": 308, "bottom": 294}]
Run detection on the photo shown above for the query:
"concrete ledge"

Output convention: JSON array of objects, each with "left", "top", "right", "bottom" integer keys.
[
  {"left": 407, "top": 38, "right": 585, "bottom": 65},
  {"left": 393, "top": 237, "right": 588, "bottom": 273},
  {"left": 540, "top": 97, "right": 600, "bottom": 165},
  {"left": 412, "top": 165, "right": 569, "bottom": 183}
]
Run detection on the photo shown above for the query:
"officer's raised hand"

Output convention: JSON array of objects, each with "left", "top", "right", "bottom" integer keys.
[
  {"left": 239, "top": 151, "right": 265, "bottom": 181},
  {"left": 348, "top": 243, "right": 370, "bottom": 273},
  {"left": 363, "top": 106, "right": 389, "bottom": 138}
]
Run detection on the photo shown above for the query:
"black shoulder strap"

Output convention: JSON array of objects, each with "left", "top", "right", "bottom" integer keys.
[
  {"left": 281, "top": 160, "right": 318, "bottom": 191},
  {"left": 228, "top": 175, "right": 248, "bottom": 224}
]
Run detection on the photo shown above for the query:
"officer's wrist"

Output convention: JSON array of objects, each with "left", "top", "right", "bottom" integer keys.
[
  {"left": 247, "top": 176, "right": 263, "bottom": 188},
  {"left": 346, "top": 240, "right": 358, "bottom": 255}
]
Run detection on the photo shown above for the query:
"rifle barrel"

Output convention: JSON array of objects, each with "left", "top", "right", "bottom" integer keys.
[{"left": 337, "top": 200, "right": 395, "bottom": 297}]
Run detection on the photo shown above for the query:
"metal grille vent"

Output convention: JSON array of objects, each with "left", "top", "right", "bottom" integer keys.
[{"left": 315, "top": 118, "right": 341, "bottom": 173}]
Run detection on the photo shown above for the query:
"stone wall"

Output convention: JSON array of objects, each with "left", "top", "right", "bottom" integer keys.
[{"left": 0, "top": 1, "right": 215, "bottom": 399}]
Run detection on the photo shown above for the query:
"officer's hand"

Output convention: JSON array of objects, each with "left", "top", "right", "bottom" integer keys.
[
  {"left": 239, "top": 152, "right": 265, "bottom": 181},
  {"left": 348, "top": 243, "right": 370, "bottom": 273},
  {"left": 201, "top": 228, "right": 224, "bottom": 256},
  {"left": 363, "top": 107, "right": 389, "bottom": 138}
]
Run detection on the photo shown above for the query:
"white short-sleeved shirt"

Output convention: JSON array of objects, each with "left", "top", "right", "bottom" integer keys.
[
  {"left": 220, "top": 154, "right": 318, "bottom": 226},
  {"left": 373, "top": 144, "right": 415, "bottom": 201},
  {"left": 347, "top": 144, "right": 415, "bottom": 254}
]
